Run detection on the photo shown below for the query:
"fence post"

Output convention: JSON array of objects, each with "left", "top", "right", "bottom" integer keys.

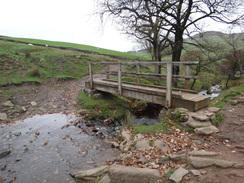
[
  {"left": 184, "top": 65, "right": 191, "bottom": 89},
  {"left": 166, "top": 62, "right": 172, "bottom": 107},
  {"left": 118, "top": 63, "right": 122, "bottom": 95},
  {"left": 89, "top": 62, "right": 93, "bottom": 89},
  {"left": 106, "top": 64, "right": 110, "bottom": 79},
  {"left": 136, "top": 63, "right": 140, "bottom": 84}
]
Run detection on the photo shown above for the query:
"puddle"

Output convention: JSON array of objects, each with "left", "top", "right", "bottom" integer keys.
[{"left": 0, "top": 113, "right": 119, "bottom": 183}]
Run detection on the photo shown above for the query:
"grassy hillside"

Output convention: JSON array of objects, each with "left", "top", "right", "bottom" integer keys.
[
  {"left": 0, "top": 36, "right": 144, "bottom": 60},
  {"left": 0, "top": 39, "right": 132, "bottom": 86}
]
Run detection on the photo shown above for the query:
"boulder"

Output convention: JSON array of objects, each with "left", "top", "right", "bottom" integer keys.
[
  {"left": 0, "top": 113, "right": 8, "bottom": 121},
  {"left": 109, "top": 165, "right": 162, "bottom": 183},
  {"left": 169, "top": 167, "right": 189, "bottom": 183},
  {"left": 194, "top": 126, "right": 219, "bottom": 135}
]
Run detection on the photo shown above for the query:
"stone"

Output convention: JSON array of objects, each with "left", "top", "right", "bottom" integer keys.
[
  {"left": 154, "top": 139, "right": 169, "bottom": 152},
  {"left": 233, "top": 163, "right": 244, "bottom": 169},
  {"left": 169, "top": 108, "right": 189, "bottom": 122},
  {"left": 169, "top": 167, "right": 189, "bottom": 183},
  {"left": 118, "top": 154, "right": 132, "bottom": 161},
  {"left": 207, "top": 107, "right": 221, "bottom": 113},
  {"left": 21, "top": 107, "right": 27, "bottom": 112},
  {"left": 186, "top": 119, "right": 212, "bottom": 128},
  {"left": 169, "top": 154, "right": 187, "bottom": 163},
  {"left": 77, "top": 109, "right": 88, "bottom": 115},
  {"left": 230, "top": 100, "right": 238, "bottom": 105},
  {"left": 111, "top": 141, "right": 120, "bottom": 148},
  {"left": 109, "top": 165, "right": 162, "bottom": 183},
  {"left": 188, "top": 150, "right": 221, "bottom": 157},
  {"left": 14, "top": 132, "right": 21, "bottom": 136},
  {"left": 136, "top": 139, "right": 150, "bottom": 151},
  {"left": 98, "top": 175, "right": 111, "bottom": 183},
  {"left": 187, "top": 157, "right": 235, "bottom": 168},
  {"left": 0, "top": 149, "right": 11, "bottom": 159},
  {"left": 1, "top": 101, "right": 14, "bottom": 107},
  {"left": 191, "top": 113, "right": 209, "bottom": 122},
  {"left": 190, "top": 170, "right": 201, "bottom": 176},
  {"left": 31, "top": 101, "right": 38, "bottom": 107},
  {"left": 121, "top": 129, "right": 131, "bottom": 142},
  {"left": 71, "top": 166, "right": 109, "bottom": 182},
  {"left": 0, "top": 113, "right": 8, "bottom": 121},
  {"left": 194, "top": 126, "right": 219, "bottom": 135}
]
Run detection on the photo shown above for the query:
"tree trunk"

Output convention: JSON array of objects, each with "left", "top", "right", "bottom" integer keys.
[
  {"left": 153, "top": 43, "right": 161, "bottom": 74},
  {"left": 172, "top": 30, "right": 183, "bottom": 87}
]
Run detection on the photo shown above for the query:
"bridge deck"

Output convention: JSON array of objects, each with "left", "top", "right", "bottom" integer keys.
[{"left": 87, "top": 79, "right": 210, "bottom": 111}]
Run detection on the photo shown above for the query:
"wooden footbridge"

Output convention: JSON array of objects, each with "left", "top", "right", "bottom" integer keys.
[{"left": 85, "top": 61, "right": 210, "bottom": 111}]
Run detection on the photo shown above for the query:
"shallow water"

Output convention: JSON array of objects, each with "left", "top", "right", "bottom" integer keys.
[
  {"left": 199, "top": 84, "right": 221, "bottom": 100},
  {"left": 0, "top": 113, "right": 119, "bottom": 183}
]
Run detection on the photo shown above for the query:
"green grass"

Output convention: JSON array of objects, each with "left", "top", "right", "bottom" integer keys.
[
  {"left": 78, "top": 92, "right": 128, "bottom": 121},
  {"left": 0, "top": 40, "right": 128, "bottom": 85},
  {"left": 212, "top": 84, "right": 244, "bottom": 109},
  {"left": 0, "top": 89, "right": 17, "bottom": 100},
  {"left": 132, "top": 119, "right": 182, "bottom": 134},
  {"left": 0, "top": 36, "right": 145, "bottom": 59}
]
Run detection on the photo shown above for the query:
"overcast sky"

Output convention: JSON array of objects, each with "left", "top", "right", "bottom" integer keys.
[
  {"left": 0, "top": 0, "right": 242, "bottom": 52},
  {"left": 0, "top": 0, "right": 138, "bottom": 52}
]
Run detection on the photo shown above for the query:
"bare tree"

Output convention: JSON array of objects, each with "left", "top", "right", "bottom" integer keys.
[{"left": 97, "top": 0, "right": 244, "bottom": 79}]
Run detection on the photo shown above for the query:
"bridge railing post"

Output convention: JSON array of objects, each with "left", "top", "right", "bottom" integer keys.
[
  {"left": 184, "top": 65, "right": 191, "bottom": 89},
  {"left": 118, "top": 63, "right": 122, "bottom": 95},
  {"left": 106, "top": 64, "right": 110, "bottom": 79},
  {"left": 89, "top": 62, "right": 93, "bottom": 89},
  {"left": 166, "top": 62, "right": 172, "bottom": 107},
  {"left": 136, "top": 63, "right": 140, "bottom": 84}
]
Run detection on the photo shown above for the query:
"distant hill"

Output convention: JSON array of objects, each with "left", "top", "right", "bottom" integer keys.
[
  {"left": 129, "top": 31, "right": 244, "bottom": 58},
  {"left": 184, "top": 31, "right": 244, "bottom": 49},
  {"left": 0, "top": 36, "right": 146, "bottom": 60}
]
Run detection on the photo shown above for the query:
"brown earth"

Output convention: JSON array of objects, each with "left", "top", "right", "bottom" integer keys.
[{"left": 0, "top": 78, "right": 244, "bottom": 183}]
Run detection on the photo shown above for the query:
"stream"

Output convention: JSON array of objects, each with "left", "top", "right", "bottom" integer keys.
[
  {"left": 0, "top": 113, "right": 119, "bottom": 183},
  {"left": 198, "top": 84, "right": 222, "bottom": 100}
]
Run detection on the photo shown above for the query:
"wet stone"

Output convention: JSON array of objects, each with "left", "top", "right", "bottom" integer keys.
[
  {"left": 0, "top": 149, "right": 11, "bottom": 159},
  {"left": 14, "top": 132, "right": 21, "bottom": 136}
]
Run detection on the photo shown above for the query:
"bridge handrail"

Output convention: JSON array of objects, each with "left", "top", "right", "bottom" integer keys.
[{"left": 88, "top": 61, "right": 198, "bottom": 107}]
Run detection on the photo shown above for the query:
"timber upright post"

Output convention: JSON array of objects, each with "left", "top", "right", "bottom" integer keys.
[
  {"left": 136, "top": 63, "right": 140, "bottom": 84},
  {"left": 184, "top": 65, "right": 191, "bottom": 89},
  {"left": 118, "top": 63, "right": 122, "bottom": 95},
  {"left": 166, "top": 62, "right": 172, "bottom": 107},
  {"left": 106, "top": 64, "right": 110, "bottom": 79},
  {"left": 89, "top": 62, "right": 93, "bottom": 89}
]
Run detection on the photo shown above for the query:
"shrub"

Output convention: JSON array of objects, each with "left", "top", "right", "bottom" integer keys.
[{"left": 29, "top": 66, "right": 42, "bottom": 78}]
